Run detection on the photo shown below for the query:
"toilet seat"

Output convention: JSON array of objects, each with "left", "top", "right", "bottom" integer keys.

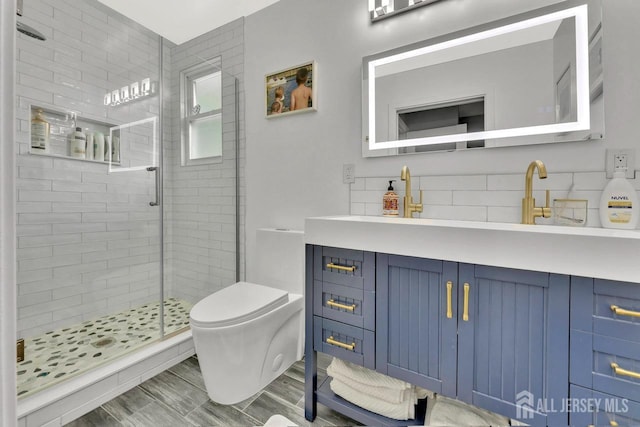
[{"left": 189, "top": 281, "right": 289, "bottom": 328}]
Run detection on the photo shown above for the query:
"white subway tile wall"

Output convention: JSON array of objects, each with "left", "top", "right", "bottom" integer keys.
[
  {"left": 351, "top": 172, "right": 640, "bottom": 228},
  {"left": 164, "top": 18, "right": 245, "bottom": 305},
  {"left": 15, "top": 0, "right": 246, "bottom": 340}
]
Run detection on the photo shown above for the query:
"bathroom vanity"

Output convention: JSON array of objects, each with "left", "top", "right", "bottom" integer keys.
[{"left": 304, "top": 216, "right": 640, "bottom": 427}]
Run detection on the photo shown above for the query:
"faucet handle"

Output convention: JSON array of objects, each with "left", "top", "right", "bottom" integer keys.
[
  {"left": 416, "top": 190, "right": 424, "bottom": 213},
  {"left": 543, "top": 189, "right": 552, "bottom": 218}
]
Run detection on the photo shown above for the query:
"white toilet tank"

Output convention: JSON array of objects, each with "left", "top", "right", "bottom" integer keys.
[{"left": 255, "top": 228, "right": 304, "bottom": 295}]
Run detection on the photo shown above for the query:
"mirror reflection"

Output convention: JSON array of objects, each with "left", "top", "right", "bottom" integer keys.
[{"left": 362, "top": 1, "right": 604, "bottom": 156}]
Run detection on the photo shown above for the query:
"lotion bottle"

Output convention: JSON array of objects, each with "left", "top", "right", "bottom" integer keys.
[
  {"left": 599, "top": 170, "right": 639, "bottom": 229},
  {"left": 383, "top": 180, "right": 399, "bottom": 216}
]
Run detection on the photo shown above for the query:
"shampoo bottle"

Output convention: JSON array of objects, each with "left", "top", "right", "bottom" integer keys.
[
  {"left": 383, "top": 180, "right": 399, "bottom": 216},
  {"left": 599, "top": 170, "right": 639, "bottom": 229},
  {"left": 93, "top": 132, "right": 105, "bottom": 162},
  {"left": 69, "top": 127, "right": 86, "bottom": 159},
  {"left": 85, "top": 129, "right": 94, "bottom": 160},
  {"left": 31, "top": 109, "right": 50, "bottom": 152}
]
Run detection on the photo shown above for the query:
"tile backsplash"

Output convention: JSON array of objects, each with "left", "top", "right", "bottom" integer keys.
[{"left": 350, "top": 171, "right": 640, "bottom": 228}]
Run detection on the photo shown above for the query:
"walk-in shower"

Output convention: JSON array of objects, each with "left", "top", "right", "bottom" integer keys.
[{"left": 14, "top": 0, "right": 241, "bottom": 405}]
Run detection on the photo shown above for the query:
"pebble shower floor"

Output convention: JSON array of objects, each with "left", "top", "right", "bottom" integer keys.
[{"left": 16, "top": 298, "right": 193, "bottom": 398}]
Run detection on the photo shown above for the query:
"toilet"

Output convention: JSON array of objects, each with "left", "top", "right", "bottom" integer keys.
[{"left": 190, "top": 228, "right": 304, "bottom": 405}]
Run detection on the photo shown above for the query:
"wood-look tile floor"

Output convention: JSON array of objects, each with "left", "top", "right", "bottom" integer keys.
[{"left": 64, "top": 353, "right": 361, "bottom": 426}]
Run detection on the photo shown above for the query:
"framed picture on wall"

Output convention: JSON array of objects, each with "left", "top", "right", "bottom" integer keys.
[{"left": 265, "top": 61, "right": 316, "bottom": 118}]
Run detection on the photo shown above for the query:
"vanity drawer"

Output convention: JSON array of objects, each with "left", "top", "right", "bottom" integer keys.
[
  {"left": 591, "top": 334, "right": 640, "bottom": 400},
  {"left": 314, "top": 281, "right": 375, "bottom": 330},
  {"left": 570, "top": 384, "right": 640, "bottom": 427},
  {"left": 573, "top": 328, "right": 640, "bottom": 399},
  {"left": 313, "top": 246, "right": 375, "bottom": 291},
  {"left": 313, "top": 316, "right": 374, "bottom": 369},
  {"left": 593, "top": 279, "right": 640, "bottom": 344}
]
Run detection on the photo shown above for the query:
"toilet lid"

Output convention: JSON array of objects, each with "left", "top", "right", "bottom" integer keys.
[{"left": 189, "top": 281, "right": 289, "bottom": 328}]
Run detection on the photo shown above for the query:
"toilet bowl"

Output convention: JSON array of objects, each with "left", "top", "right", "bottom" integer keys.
[{"left": 190, "top": 229, "right": 304, "bottom": 405}]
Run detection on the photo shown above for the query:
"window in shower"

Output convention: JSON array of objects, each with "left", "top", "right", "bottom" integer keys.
[{"left": 181, "top": 58, "right": 223, "bottom": 165}]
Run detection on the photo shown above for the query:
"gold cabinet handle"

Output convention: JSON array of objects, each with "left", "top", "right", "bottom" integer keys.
[
  {"left": 326, "top": 336, "right": 355, "bottom": 351},
  {"left": 463, "top": 283, "right": 470, "bottom": 322},
  {"left": 611, "top": 305, "right": 640, "bottom": 318},
  {"left": 446, "top": 281, "right": 453, "bottom": 319},
  {"left": 326, "top": 263, "right": 356, "bottom": 272},
  {"left": 327, "top": 299, "right": 356, "bottom": 311},
  {"left": 611, "top": 362, "right": 640, "bottom": 380}
]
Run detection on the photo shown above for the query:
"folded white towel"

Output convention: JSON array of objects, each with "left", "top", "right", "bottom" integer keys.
[
  {"left": 330, "top": 377, "right": 416, "bottom": 420},
  {"left": 424, "top": 394, "right": 510, "bottom": 426},
  {"left": 327, "top": 357, "right": 411, "bottom": 390},
  {"left": 327, "top": 358, "right": 435, "bottom": 404}
]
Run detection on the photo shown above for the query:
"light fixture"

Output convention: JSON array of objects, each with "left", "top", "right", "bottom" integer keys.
[
  {"left": 104, "top": 78, "right": 157, "bottom": 107},
  {"left": 370, "top": 0, "right": 441, "bottom": 22},
  {"left": 368, "top": 4, "right": 590, "bottom": 150}
]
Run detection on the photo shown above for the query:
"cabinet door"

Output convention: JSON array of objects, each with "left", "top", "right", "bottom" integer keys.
[
  {"left": 457, "top": 264, "right": 570, "bottom": 427},
  {"left": 376, "top": 254, "right": 457, "bottom": 397}
]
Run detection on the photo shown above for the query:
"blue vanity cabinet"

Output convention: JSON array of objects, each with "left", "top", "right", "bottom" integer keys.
[
  {"left": 570, "top": 276, "right": 640, "bottom": 426},
  {"left": 375, "top": 254, "right": 458, "bottom": 397},
  {"left": 457, "top": 264, "right": 570, "bottom": 427},
  {"left": 376, "top": 257, "right": 570, "bottom": 426},
  {"left": 306, "top": 245, "right": 571, "bottom": 426}
]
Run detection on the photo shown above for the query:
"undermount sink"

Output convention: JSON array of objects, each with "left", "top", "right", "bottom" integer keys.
[{"left": 304, "top": 215, "right": 640, "bottom": 283}]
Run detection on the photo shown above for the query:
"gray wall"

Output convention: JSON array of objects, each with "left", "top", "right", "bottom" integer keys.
[{"left": 244, "top": 0, "right": 640, "bottom": 281}]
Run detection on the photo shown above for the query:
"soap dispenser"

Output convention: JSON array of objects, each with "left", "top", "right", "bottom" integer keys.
[
  {"left": 599, "top": 169, "right": 639, "bottom": 229},
  {"left": 383, "top": 180, "right": 399, "bottom": 217}
]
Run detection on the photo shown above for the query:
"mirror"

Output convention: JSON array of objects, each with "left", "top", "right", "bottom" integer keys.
[{"left": 362, "top": 1, "right": 604, "bottom": 156}]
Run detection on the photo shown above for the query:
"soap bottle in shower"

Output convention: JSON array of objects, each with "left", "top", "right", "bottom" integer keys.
[
  {"left": 383, "top": 180, "right": 399, "bottom": 216},
  {"left": 69, "top": 127, "right": 86, "bottom": 159},
  {"left": 31, "top": 109, "right": 50, "bottom": 152}
]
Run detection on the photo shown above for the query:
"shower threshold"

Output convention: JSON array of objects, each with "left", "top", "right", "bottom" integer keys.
[{"left": 16, "top": 297, "right": 193, "bottom": 399}]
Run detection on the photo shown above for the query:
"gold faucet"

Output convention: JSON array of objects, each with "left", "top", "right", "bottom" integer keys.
[
  {"left": 521, "top": 160, "right": 552, "bottom": 224},
  {"left": 400, "top": 166, "right": 423, "bottom": 218}
]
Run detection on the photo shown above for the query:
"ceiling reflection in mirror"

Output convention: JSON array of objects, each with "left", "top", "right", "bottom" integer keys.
[{"left": 362, "top": 2, "right": 604, "bottom": 157}]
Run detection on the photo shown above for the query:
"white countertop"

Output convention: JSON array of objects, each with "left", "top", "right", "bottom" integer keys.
[{"left": 304, "top": 215, "right": 640, "bottom": 283}]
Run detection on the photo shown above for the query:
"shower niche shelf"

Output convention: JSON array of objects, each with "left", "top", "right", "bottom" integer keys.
[{"left": 28, "top": 104, "right": 121, "bottom": 166}]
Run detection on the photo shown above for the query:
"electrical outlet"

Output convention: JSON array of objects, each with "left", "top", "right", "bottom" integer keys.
[
  {"left": 343, "top": 163, "right": 355, "bottom": 184},
  {"left": 606, "top": 149, "right": 635, "bottom": 179}
]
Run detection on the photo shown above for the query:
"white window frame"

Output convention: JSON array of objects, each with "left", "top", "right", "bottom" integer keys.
[{"left": 180, "top": 58, "right": 223, "bottom": 166}]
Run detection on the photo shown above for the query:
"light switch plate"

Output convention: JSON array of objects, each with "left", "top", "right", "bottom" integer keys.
[{"left": 343, "top": 164, "right": 355, "bottom": 184}]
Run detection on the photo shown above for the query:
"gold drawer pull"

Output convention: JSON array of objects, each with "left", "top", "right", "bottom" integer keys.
[
  {"left": 611, "top": 362, "right": 640, "bottom": 380},
  {"left": 327, "top": 336, "right": 355, "bottom": 351},
  {"left": 327, "top": 299, "right": 356, "bottom": 311},
  {"left": 446, "top": 281, "right": 453, "bottom": 319},
  {"left": 611, "top": 305, "right": 640, "bottom": 318},
  {"left": 463, "top": 283, "right": 470, "bottom": 322},
  {"left": 326, "top": 263, "right": 356, "bottom": 272}
]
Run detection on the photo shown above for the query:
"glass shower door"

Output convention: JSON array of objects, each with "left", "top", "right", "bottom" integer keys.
[{"left": 15, "top": 0, "right": 165, "bottom": 395}]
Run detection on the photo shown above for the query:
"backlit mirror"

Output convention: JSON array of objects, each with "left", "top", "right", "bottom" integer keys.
[{"left": 362, "top": 1, "right": 604, "bottom": 157}]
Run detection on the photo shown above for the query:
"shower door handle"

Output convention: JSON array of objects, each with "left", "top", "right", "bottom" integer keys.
[{"left": 147, "top": 166, "right": 160, "bottom": 206}]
